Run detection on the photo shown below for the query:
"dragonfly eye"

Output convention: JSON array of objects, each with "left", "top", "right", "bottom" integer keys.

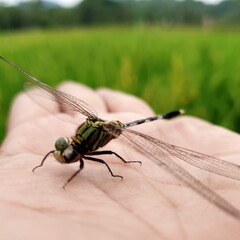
[{"left": 55, "top": 137, "right": 70, "bottom": 152}]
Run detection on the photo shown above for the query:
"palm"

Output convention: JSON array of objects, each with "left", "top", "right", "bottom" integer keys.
[{"left": 0, "top": 82, "right": 240, "bottom": 239}]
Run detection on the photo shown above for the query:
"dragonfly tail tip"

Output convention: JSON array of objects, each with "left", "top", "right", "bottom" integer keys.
[{"left": 179, "top": 109, "right": 185, "bottom": 115}]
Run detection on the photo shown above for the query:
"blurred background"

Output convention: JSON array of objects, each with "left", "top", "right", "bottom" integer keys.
[{"left": 0, "top": 0, "right": 239, "bottom": 142}]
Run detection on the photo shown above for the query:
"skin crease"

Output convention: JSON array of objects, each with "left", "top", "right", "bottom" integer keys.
[{"left": 0, "top": 82, "right": 240, "bottom": 240}]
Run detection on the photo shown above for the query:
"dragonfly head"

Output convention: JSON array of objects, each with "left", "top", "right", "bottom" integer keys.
[
  {"left": 53, "top": 137, "right": 70, "bottom": 163},
  {"left": 55, "top": 137, "right": 70, "bottom": 152},
  {"left": 53, "top": 137, "right": 79, "bottom": 164}
]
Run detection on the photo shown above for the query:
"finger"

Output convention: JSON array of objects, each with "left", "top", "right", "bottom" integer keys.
[
  {"left": 97, "top": 88, "right": 154, "bottom": 116},
  {"left": 7, "top": 91, "right": 49, "bottom": 131}
]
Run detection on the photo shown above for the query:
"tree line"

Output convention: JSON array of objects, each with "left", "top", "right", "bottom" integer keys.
[{"left": 0, "top": 0, "right": 239, "bottom": 30}]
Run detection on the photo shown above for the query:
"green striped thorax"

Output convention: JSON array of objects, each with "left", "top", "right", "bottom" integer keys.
[{"left": 53, "top": 118, "right": 124, "bottom": 164}]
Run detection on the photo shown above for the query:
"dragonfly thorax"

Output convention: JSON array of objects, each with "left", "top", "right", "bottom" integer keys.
[{"left": 72, "top": 119, "right": 124, "bottom": 155}]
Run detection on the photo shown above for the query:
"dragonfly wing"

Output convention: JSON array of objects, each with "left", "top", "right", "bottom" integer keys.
[
  {"left": 104, "top": 124, "right": 240, "bottom": 219},
  {"left": 25, "top": 79, "right": 98, "bottom": 120},
  {"left": 104, "top": 123, "right": 240, "bottom": 182},
  {"left": 1, "top": 56, "right": 98, "bottom": 120},
  {"left": 148, "top": 137, "right": 240, "bottom": 181}
]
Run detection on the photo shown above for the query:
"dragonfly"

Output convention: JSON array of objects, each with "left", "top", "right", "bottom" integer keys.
[{"left": 1, "top": 56, "right": 240, "bottom": 220}]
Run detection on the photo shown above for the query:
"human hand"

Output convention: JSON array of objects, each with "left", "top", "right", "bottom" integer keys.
[{"left": 0, "top": 82, "right": 240, "bottom": 240}]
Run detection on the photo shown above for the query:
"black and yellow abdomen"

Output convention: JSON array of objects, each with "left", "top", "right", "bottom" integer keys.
[{"left": 72, "top": 119, "right": 124, "bottom": 155}]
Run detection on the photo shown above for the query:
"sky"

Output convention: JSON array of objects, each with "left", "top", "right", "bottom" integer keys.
[{"left": 0, "top": 0, "right": 224, "bottom": 8}]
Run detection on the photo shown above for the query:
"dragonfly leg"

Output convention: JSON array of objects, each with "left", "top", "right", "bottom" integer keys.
[
  {"left": 63, "top": 158, "right": 84, "bottom": 189},
  {"left": 90, "top": 150, "right": 142, "bottom": 165},
  {"left": 32, "top": 150, "right": 55, "bottom": 172},
  {"left": 84, "top": 156, "right": 123, "bottom": 180}
]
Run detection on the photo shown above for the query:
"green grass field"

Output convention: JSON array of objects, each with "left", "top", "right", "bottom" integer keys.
[{"left": 0, "top": 26, "right": 240, "bottom": 143}]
